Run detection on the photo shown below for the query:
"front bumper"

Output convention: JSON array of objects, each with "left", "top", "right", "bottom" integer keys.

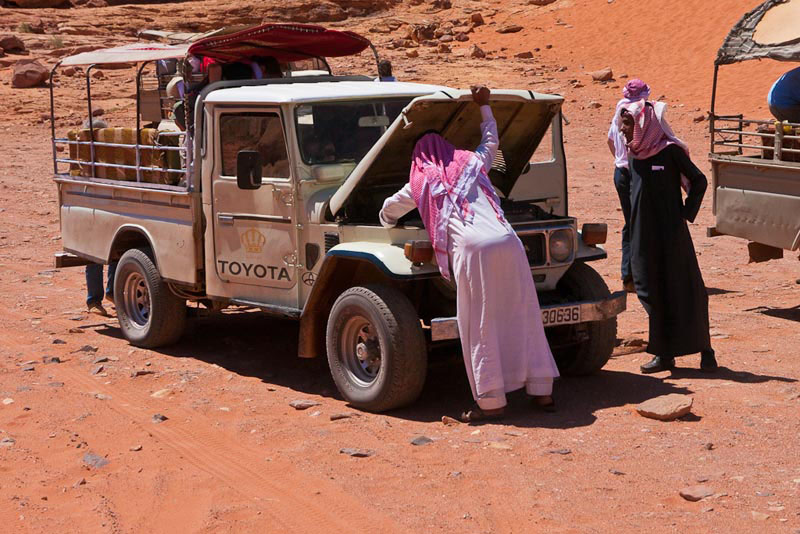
[{"left": 429, "top": 291, "right": 627, "bottom": 342}]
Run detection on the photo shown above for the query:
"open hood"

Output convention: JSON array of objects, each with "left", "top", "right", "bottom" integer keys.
[{"left": 329, "top": 89, "right": 563, "bottom": 217}]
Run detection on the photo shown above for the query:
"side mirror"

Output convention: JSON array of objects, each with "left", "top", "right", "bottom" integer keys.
[{"left": 236, "top": 150, "right": 262, "bottom": 190}]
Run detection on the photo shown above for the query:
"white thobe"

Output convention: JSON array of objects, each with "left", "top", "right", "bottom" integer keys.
[{"left": 380, "top": 106, "right": 560, "bottom": 410}]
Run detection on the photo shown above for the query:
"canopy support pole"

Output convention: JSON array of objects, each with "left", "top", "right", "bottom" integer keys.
[
  {"left": 86, "top": 64, "right": 98, "bottom": 178},
  {"left": 710, "top": 63, "right": 719, "bottom": 154},
  {"left": 49, "top": 61, "right": 62, "bottom": 175}
]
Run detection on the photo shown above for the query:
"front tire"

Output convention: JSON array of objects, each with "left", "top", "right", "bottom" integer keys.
[
  {"left": 326, "top": 285, "right": 427, "bottom": 412},
  {"left": 114, "top": 248, "right": 186, "bottom": 348},
  {"left": 550, "top": 262, "right": 616, "bottom": 375}
]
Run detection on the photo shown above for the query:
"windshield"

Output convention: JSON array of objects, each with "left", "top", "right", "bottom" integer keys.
[{"left": 295, "top": 98, "right": 412, "bottom": 165}]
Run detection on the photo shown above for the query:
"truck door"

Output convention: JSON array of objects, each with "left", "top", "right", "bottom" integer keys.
[{"left": 210, "top": 109, "right": 298, "bottom": 303}]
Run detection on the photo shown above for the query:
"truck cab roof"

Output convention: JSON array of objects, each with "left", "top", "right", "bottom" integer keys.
[{"left": 203, "top": 80, "right": 451, "bottom": 105}]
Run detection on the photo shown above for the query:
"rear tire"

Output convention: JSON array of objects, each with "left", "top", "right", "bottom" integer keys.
[
  {"left": 114, "top": 248, "right": 186, "bottom": 348},
  {"left": 550, "top": 262, "right": 616, "bottom": 375},
  {"left": 326, "top": 285, "right": 427, "bottom": 412}
]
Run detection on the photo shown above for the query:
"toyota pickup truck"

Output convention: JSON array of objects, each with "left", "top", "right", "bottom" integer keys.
[{"left": 51, "top": 23, "right": 626, "bottom": 411}]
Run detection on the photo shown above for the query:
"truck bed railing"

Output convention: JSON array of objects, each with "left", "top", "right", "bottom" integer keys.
[
  {"left": 711, "top": 115, "right": 800, "bottom": 161},
  {"left": 50, "top": 59, "right": 189, "bottom": 190}
]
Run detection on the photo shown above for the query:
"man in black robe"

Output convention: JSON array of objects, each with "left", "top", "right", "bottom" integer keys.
[{"left": 619, "top": 101, "right": 718, "bottom": 374}]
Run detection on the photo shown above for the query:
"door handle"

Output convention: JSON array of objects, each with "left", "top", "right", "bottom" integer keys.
[{"left": 218, "top": 214, "right": 234, "bottom": 225}]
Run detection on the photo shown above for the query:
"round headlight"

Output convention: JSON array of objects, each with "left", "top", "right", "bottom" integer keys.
[{"left": 549, "top": 229, "right": 574, "bottom": 263}]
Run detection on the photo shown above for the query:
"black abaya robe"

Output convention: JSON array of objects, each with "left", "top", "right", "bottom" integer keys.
[{"left": 629, "top": 143, "right": 712, "bottom": 358}]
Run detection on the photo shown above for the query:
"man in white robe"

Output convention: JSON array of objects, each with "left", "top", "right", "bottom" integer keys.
[{"left": 379, "top": 86, "right": 560, "bottom": 422}]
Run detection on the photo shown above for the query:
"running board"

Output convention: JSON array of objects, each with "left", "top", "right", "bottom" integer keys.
[{"left": 430, "top": 291, "right": 627, "bottom": 342}]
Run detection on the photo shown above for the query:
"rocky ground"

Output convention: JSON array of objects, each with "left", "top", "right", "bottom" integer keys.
[{"left": 1, "top": 0, "right": 799, "bottom": 532}]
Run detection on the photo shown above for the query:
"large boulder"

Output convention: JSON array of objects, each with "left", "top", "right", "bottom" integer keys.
[
  {"left": 6, "top": 0, "right": 69, "bottom": 6},
  {"left": 0, "top": 36, "right": 26, "bottom": 54},
  {"left": 12, "top": 60, "right": 49, "bottom": 88}
]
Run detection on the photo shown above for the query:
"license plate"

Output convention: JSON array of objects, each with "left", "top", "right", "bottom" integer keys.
[{"left": 541, "top": 305, "right": 581, "bottom": 327}]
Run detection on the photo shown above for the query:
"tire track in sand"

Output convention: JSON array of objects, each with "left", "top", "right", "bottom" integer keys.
[{"left": 59, "top": 365, "right": 406, "bottom": 534}]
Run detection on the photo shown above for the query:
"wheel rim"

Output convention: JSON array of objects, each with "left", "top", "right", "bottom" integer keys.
[
  {"left": 123, "top": 271, "right": 150, "bottom": 329},
  {"left": 339, "top": 315, "right": 382, "bottom": 387}
]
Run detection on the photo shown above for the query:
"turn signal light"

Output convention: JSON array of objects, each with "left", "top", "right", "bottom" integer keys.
[
  {"left": 404, "top": 240, "right": 433, "bottom": 265},
  {"left": 581, "top": 223, "right": 607, "bottom": 245}
]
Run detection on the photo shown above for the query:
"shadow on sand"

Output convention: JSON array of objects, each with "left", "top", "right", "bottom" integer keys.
[{"left": 92, "top": 308, "right": 797, "bottom": 429}]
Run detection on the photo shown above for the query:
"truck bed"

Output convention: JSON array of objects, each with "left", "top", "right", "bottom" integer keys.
[{"left": 56, "top": 177, "right": 203, "bottom": 285}]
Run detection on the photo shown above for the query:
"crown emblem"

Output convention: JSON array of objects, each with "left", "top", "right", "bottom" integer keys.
[{"left": 241, "top": 228, "right": 266, "bottom": 253}]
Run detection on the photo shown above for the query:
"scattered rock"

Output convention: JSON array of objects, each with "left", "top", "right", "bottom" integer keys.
[
  {"left": 91, "top": 69, "right": 104, "bottom": 80},
  {"left": 91, "top": 107, "right": 104, "bottom": 117},
  {"left": 48, "top": 382, "right": 64, "bottom": 388},
  {"left": 755, "top": 491, "right": 773, "bottom": 497},
  {"left": 469, "top": 44, "right": 486, "bottom": 59},
  {"left": 92, "top": 356, "right": 108, "bottom": 364},
  {"left": 0, "top": 437, "right": 15, "bottom": 447},
  {"left": 704, "top": 442, "right": 714, "bottom": 450},
  {"left": 449, "top": 471, "right": 462, "bottom": 477},
  {"left": 11, "top": 60, "right": 48, "bottom": 88},
  {"left": 636, "top": 394, "right": 693, "bottom": 421},
  {"left": 340, "top": 447, "right": 375, "bottom": 458},
  {"left": 470, "top": 13, "right": 484, "bottom": 26},
  {"left": 0, "top": 35, "right": 26, "bottom": 54},
  {"left": 51, "top": 339, "right": 66, "bottom": 345},
  {"left": 82, "top": 452, "right": 109, "bottom": 469},
  {"left": 73, "top": 478, "right": 87, "bottom": 488},
  {"left": 410, "top": 435, "right": 433, "bottom": 446},
  {"left": 548, "top": 448, "right": 572, "bottom": 455},
  {"left": 609, "top": 469, "right": 625, "bottom": 476},
  {"left": 3, "top": 398, "right": 14, "bottom": 405},
  {"left": 442, "top": 415, "right": 461, "bottom": 426},
  {"left": 330, "top": 412, "right": 357, "bottom": 421},
  {"left": 68, "top": 327, "right": 83, "bottom": 334},
  {"left": 588, "top": 101, "right": 602, "bottom": 109},
  {"left": 693, "top": 114, "right": 706, "bottom": 123},
  {"left": 406, "top": 49, "right": 419, "bottom": 58},
  {"left": 130, "top": 445, "right": 142, "bottom": 452},
  {"left": 751, "top": 511, "right": 770, "bottom": 521},
  {"left": 131, "top": 370, "right": 154, "bottom": 377},
  {"left": 489, "top": 442, "right": 512, "bottom": 450},
  {"left": 289, "top": 399, "right": 321, "bottom": 410},
  {"left": 94, "top": 393, "right": 111, "bottom": 400},
  {"left": 621, "top": 337, "right": 646, "bottom": 347},
  {"left": 437, "top": 43, "right": 451, "bottom": 53},
  {"left": 152, "top": 413, "right": 168, "bottom": 423},
  {"left": 497, "top": 25, "right": 523, "bottom": 34},
  {"left": 90, "top": 364, "right": 104, "bottom": 375},
  {"left": 438, "top": 34, "right": 454, "bottom": 43},
  {"left": 454, "top": 32, "right": 469, "bottom": 42},
  {"left": 589, "top": 67, "right": 614, "bottom": 82},
  {"left": 75, "top": 345, "right": 98, "bottom": 353},
  {"left": 21, "top": 364, "right": 35, "bottom": 372},
  {"left": 528, "top": 0, "right": 557, "bottom": 4},
  {"left": 680, "top": 485, "right": 714, "bottom": 502},
  {"left": 150, "top": 389, "right": 171, "bottom": 398},
  {"left": 515, "top": 51, "right": 534, "bottom": 59}
]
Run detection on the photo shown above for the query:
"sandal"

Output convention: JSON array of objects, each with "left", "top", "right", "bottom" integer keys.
[
  {"left": 530, "top": 395, "right": 556, "bottom": 413},
  {"left": 460, "top": 404, "right": 505, "bottom": 423}
]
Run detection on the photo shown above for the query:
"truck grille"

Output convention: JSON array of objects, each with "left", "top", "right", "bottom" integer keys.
[
  {"left": 519, "top": 233, "right": 546, "bottom": 267},
  {"left": 324, "top": 232, "right": 340, "bottom": 253}
]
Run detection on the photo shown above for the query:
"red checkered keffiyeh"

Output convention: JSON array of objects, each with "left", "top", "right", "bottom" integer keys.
[{"left": 408, "top": 132, "right": 504, "bottom": 279}]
